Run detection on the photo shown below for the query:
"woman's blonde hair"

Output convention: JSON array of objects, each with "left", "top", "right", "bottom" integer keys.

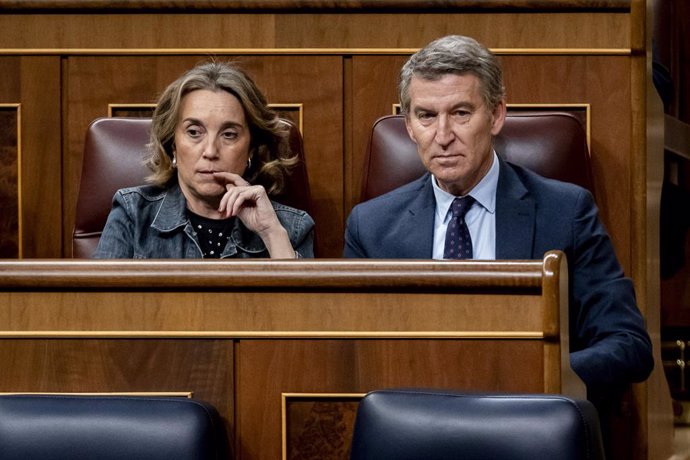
[{"left": 145, "top": 61, "right": 297, "bottom": 195}]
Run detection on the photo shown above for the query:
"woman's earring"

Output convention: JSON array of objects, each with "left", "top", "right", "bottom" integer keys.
[
  {"left": 172, "top": 152, "right": 177, "bottom": 169},
  {"left": 247, "top": 156, "right": 252, "bottom": 170}
]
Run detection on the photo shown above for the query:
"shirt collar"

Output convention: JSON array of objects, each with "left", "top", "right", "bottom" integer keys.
[
  {"left": 151, "top": 182, "right": 189, "bottom": 232},
  {"left": 432, "top": 151, "right": 499, "bottom": 222}
]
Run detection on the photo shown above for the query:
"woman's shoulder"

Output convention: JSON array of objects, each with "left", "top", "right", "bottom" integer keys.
[
  {"left": 115, "top": 184, "right": 168, "bottom": 202},
  {"left": 270, "top": 200, "right": 315, "bottom": 230},
  {"left": 270, "top": 200, "right": 310, "bottom": 216}
]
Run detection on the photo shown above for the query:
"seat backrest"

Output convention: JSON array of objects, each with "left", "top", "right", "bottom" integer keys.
[
  {"left": 0, "top": 395, "right": 228, "bottom": 460},
  {"left": 360, "top": 112, "right": 593, "bottom": 202},
  {"left": 349, "top": 389, "right": 606, "bottom": 460},
  {"left": 72, "top": 117, "right": 311, "bottom": 258}
]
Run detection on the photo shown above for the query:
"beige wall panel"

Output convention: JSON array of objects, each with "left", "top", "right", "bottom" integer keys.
[
  {"left": 64, "top": 55, "right": 343, "bottom": 257},
  {"left": 0, "top": 57, "right": 61, "bottom": 258},
  {"left": 0, "top": 12, "right": 629, "bottom": 50}
]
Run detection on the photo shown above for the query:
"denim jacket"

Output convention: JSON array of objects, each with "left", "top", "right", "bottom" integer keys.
[{"left": 93, "top": 182, "right": 315, "bottom": 259}]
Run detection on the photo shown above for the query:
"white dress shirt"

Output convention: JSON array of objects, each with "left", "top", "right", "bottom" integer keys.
[{"left": 431, "top": 151, "right": 498, "bottom": 260}]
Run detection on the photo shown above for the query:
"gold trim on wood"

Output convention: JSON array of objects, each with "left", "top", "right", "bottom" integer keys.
[
  {"left": 0, "top": 48, "right": 633, "bottom": 56},
  {"left": 105, "top": 103, "right": 304, "bottom": 132},
  {"left": 0, "top": 258, "right": 546, "bottom": 288},
  {"left": 269, "top": 103, "right": 304, "bottom": 133},
  {"left": 281, "top": 392, "right": 365, "bottom": 460},
  {"left": 507, "top": 103, "right": 591, "bottom": 149},
  {"left": 107, "top": 103, "right": 157, "bottom": 117},
  {"left": 0, "top": 331, "right": 546, "bottom": 339},
  {"left": 0, "top": 103, "right": 22, "bottom": 258},
  {"left": 0, "top": 391, "right": 193, "bottom": 397}
]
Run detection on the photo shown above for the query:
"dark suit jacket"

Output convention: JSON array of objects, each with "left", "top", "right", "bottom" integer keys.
[{"left": 344, "top": 158, "right": 653, "bottom": 388}]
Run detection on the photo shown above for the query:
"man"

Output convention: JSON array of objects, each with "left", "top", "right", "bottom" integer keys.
[{"left": 343, "top": 35, "right": 653, "bottom": 389}]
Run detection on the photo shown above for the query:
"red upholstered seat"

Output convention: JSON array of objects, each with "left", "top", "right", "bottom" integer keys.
[{"left": 360, "top": 112, "right": 592, "bottom": 202}]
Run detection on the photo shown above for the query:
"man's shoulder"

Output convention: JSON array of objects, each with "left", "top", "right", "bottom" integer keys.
[
  {"left": 503, "top": 161, "right": 590, "bottom": 200},
  {"left": 354, "top": 174, "right": 429, "bottom": 211}
]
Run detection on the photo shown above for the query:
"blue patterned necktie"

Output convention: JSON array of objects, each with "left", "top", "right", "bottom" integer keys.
[{"left": 443, "top": 196, "right": 475, "bottom": 259}]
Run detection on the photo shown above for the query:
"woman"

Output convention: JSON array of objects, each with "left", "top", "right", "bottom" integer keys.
[{"left": 94, "top": 62, "right": 314, "bottom": 258}]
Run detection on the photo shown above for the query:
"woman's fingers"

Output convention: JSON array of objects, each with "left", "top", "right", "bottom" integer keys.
[
  {"left": 214, "top": 172, "right": 251, "bottom": 217},
  {"left": 213, "top": 171, "right": 246, "bottom": 186},
  {"left": 220, "top": 184, "right": 270, "bottom": 218}
]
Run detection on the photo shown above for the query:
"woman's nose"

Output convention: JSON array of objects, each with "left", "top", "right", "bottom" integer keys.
[{"left": 202, "top": 139, "right": 220, "bottom": 159}]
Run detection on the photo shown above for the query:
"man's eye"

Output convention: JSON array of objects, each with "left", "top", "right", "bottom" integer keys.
[{"left": 417, "top": 112, "right": 434, "bottom": 121}]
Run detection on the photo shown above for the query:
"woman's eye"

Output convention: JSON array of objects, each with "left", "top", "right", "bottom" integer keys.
[
  {"left": 186, "top": 128, "right": 201, "bottom": 138},
  {"left": 222, "top": 131, "right": 238, "bottom": 140}
]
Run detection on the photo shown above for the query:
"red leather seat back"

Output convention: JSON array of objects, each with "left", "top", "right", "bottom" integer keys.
[{"left": 361, "top": 112, "right": 592, "bottom": 202}]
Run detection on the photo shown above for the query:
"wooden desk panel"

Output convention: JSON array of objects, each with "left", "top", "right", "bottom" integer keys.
[
  {"left": 0, "top": 338, "right": 235, "bottom": 447},
  {"left": 0, "top": 252, "right": 582, "bottom": 459},
  {"left": 240, "top": 339, "right": 546, "bottom": 459}
]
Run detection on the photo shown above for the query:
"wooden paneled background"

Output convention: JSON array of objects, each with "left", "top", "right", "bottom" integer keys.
[{"left": 0, "top": 1, "right": 672, "bottom": 460}]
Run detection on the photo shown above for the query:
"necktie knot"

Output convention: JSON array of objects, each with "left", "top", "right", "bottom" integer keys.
[{"left": 450, "top": 196, "right": 474, "bottom": 219}]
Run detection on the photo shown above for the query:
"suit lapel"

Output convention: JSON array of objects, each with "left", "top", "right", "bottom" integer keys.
[
  {"left": 495, "top": 160, "right": 536, "bottom": 260},
  {"left": 396, "top": 174, "right": 435, "bottom": 258}
]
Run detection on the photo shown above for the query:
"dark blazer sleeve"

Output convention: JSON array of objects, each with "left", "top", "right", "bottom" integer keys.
[
  {"left": 496, "top": 162, "right": 653, "bottom": 388},
  {"left": 565, "top": 189, "right": 654, "bottom": 387}
]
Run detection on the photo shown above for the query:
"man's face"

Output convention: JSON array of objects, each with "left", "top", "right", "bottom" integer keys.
[{"left": 405, "top": 73, "right": 506, "bottom": 196}]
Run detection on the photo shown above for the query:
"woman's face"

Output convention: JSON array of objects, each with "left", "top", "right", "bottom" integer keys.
[{"left": 174, "top": 88, "right": 252, "bottom": 211}]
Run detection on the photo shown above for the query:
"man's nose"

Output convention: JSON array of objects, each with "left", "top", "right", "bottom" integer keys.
[{"left": 434, "top": 115, "right": 454, "bottom": 147}]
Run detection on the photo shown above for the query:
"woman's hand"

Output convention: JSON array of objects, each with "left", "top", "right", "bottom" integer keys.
[{"left": 214, "top": 172, "right": 296, "bottom": 258}]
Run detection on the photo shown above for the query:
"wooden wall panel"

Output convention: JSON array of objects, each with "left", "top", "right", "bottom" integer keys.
[
  {"left": 349, "top": 55, "right": 409, "bottom": 212},
  {"left": 502, "top": 55, "right": 633, "bottom": 270},
  {"left": 64, "top": 55, "right": 343, "bottom": 257},
  {"left": 276, "top": 12, "right": 630, "bottom": 49},
  {"left": 0, "top": 57, "right": 61, "bottom": 258},
  {"left": 0, "top": 104, "right": 19, "bottom": 258},
  {"left": 0, "top": 12, "right": 630, "bottom": 50}
]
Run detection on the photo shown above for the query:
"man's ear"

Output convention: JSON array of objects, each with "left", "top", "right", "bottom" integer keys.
[
  {"left": 490, "top": 98, "right": 507, "bottom": 136},
  {"left": 404, "top": 114, "right": 419, "bottom": 144}
]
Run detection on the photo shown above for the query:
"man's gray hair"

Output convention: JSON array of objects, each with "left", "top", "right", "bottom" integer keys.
[{"left": 399, "top": 35, "right": 506, "bottom": 115}]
